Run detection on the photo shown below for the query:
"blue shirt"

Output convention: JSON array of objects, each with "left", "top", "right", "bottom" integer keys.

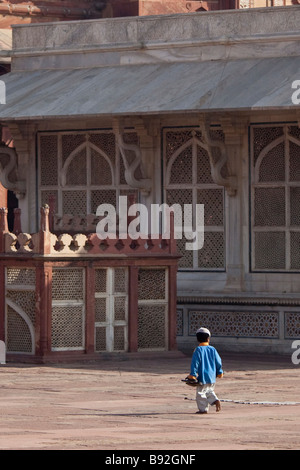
[{"left": 190, "top": 344, "right": 223, "bottom": 384}]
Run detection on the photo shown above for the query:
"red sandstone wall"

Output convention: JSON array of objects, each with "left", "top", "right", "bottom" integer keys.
[
  {"left": 0, "top": 185, "right": 7, "bottom": 207},
  {"left": 107, "top": 0, "right": 235, "bottom": 17},
  {"left": 139, "top": 0, "right": 220, "bottom": 14},
  {"left": 0, "top": 1, "right": 106, "bottom": 28}
]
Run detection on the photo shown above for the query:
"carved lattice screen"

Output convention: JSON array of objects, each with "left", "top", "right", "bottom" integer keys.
[
  {"left": 38, "top": 130, "right": 138, "bottom": 230},
  {"left": 94, "top": 267, "right": 128, "bottom": 352},
  {"left": 137, "top": 268, "right": 168, "bottom": 350},
  {"left": 51, "top": 268, "right": 85, "bottom": 350},
  {"left": 5, "top": 268, "right": 36, "bottom": 354},
  {"left": 251, "top": 124, "right": 300, "bottom": 271},
  {"left": 163, "top": 128, "right": 225, "bottom": 270}
]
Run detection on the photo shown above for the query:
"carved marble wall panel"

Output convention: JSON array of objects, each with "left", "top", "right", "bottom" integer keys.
[{"left": 187, "top": 309, "right": 279, "bottom": 338}]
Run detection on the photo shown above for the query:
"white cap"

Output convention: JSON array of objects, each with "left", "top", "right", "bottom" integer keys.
[{"left": 196, "top": 327, "right": 211, "bottom": 337}]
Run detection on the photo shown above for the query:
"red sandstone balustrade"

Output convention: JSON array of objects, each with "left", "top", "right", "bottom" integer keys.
[
  {"left": 0, "top": 205, "right": 178, "bottom": 257},
  {"left": 0, "top": 204, "right": 179, "bottom": 359}
]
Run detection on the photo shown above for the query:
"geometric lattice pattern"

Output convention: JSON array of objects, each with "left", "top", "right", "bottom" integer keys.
[
  {"left": 6, "top": 268, "right": 36, "bottom": 287},
  {"left": 252, "top": 126, "right": 284, "bottom": 164},
  {"left": 95, "top": 297, "right": 107, "bottom": 323},
  {"left": 95, "top": 326, "right": 106, "bottom": 352},
  {"left": 164, "top": 127, "right": 225, "bottom": 270},
  {"left": 114, "top": 325, "right": 125, "bottom": 351},
  {"left": 114, "top": 268, "right": 127, "bottom": 294},
  {"left": 166, "top": 188, "right": 194, "bottom": 268},
  {"left": 254, "top": 187, "right": 285, "bottom": 226},
  {"left": 94, "top": 267, "right": 128, "bottom": 352},
  {"left": 137, "top": 305, "right": 167, "bottom": 349},
  {"left": 198, "top": 232, "right": 225, "bottom": 269},
  {"left": 138, "top": 268, "right": 166, "bottom": 300},
  {"left": 114, "top": 297, "right": 126, "bottom": 321},
  {"left": 6, "top": 306, "right": 33, "bottom": 353},
  {"left": 176, "top": 309, "right": 183, "bottom": 336},
  {"left": 188, "top": 310, "right": 279, "bottom": 338},
  {"left": 137, "top": 268, "right": 168, "bottom": 350},
  {"left": 39, "top": 134, "right": 58, "bottom": 186},
  {"left": 65, "top": 148, "right": 87, "bottom": 186},
  {"left": 51, "top": 268, "right": 85, "bottom": 350},
  {"left": 5, "top": 267, "right": 36, "bottom": 354},
  {"left": 285, "top": 312, "right": 300, "bottom": 339},
  {"left": 6, "top": 290, "right": 36, "bottom": 326},
  {"left": 254, "top": 232, "right": 285, "bottom": 270},
  {"left": 251, "top": 124, "right": 300, "bottom": 271},
  {"left": 62, "top": 190, "right": 87, "bottom": 216},
  {"left": 95, "top": 268, "right": 107, "bottom": 293},
  {"left": 291, "top": 232, "right": 300, "bottom": 269},
  {"left": 52, "top": 268, "right": 84, "bottom": 301},
  {"left": 38, "top": 130, "right": 137, "bottom": 225},
  {"left": 51, "top": 305, "right": 84, "bottom": 349}
]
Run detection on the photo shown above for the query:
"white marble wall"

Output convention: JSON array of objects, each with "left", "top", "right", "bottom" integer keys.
[
  {"left": 3, "top": 6, "right": 300, "bottom": 355},
  {"left": 10, "top": 6, "right": 300, "bottom": 73}
]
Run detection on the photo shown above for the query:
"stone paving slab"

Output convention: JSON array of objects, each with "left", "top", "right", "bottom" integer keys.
[{"left": 0, "top": 351, "right": 299, "bottom": 450}]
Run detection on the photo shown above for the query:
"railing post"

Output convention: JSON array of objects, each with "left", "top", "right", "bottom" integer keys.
[
  {"left": 39, "top": 205, "right": 51, "bottom": 255},
  {"left": 36, "top": 206, "right": 52, "bottom": 358}
]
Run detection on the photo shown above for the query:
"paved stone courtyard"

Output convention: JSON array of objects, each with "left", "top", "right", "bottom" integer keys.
[{"left": 0, "top": 351, "right": 299, "bottom": 450}]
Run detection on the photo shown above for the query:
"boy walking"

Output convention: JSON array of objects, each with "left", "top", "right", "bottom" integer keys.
[{"left": 185, "top": 327, "right": 223, "bottom": 414}]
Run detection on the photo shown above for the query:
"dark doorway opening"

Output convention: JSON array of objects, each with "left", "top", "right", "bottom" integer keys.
[{"left": 7, "top": 190, "right": 18, "bottom": 232}]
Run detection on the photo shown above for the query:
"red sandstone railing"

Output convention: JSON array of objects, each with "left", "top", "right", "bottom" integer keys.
[
  {"left": 0, "top": 205, "right": 179, "bottom": 360},
  {"left": 0, "top": 205, "right": 177, "bottom": 257}
]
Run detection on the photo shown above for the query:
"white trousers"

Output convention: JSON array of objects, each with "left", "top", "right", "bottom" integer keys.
[{"left": 196, "top": 383, "right": 219, "bottom": 413}]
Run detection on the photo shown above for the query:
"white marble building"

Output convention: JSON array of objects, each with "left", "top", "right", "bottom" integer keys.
[{"left": 0, "top": 6, "right": 299, "bottom": 356}]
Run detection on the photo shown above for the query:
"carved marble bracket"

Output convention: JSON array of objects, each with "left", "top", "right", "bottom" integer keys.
[
  {"left": 0, "top": 144, "right": 26, "bottom": 199},
  {"left": 199, "top": 117, "right": 238, "bottom": 197},
  {"left": 113, "top": 119, "right": 152, "bottom": 195}
]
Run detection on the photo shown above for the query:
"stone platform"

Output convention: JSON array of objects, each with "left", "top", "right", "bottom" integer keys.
[{"left": 0, "top": 351, "right": 299, "bottom": 450}]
